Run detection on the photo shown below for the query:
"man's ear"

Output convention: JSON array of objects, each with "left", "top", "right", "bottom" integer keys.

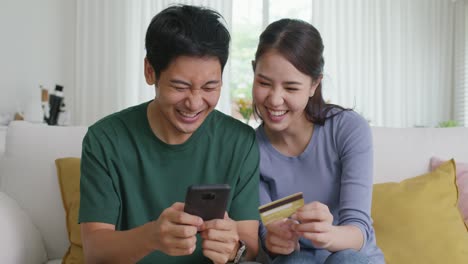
[
  {"left": 310, "top": 74, "right": 323, "bottom": 97},
  {"left": 144, "top": 57, "right": 156, "bottom": 85}
]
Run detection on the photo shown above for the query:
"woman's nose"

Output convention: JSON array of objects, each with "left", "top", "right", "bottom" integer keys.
[{"left": 267, "top": 88, "right": 284, "bottom": 107}]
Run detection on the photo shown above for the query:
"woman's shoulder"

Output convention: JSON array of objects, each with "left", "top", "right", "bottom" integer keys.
[
  {"left": 321, "top": 109, "right": 372, "bottom": 149},
  {"left": 324, "top": 109, "right": 370, "bottom": 131}
]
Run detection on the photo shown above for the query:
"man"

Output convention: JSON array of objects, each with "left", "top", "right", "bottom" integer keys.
[{"left": 79, "top": 5, "right": 260, "bottom": 264}]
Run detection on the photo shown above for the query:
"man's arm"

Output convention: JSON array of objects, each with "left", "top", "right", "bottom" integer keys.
[
  {"left": 81, "top": 202, "right": 203, "bottom": 263},
  {"left": 81, "top": 222, "right": 156, "bottom": 264},
  {"left": 237, "top": 220, "right": 259, "bottom": 260}
]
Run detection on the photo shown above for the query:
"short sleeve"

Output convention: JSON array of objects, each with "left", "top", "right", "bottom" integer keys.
[
  {"left": 79, "top": 129, "right": 120, "bottom": 225},
  {"left": 227, "top": 132, "right": 261, "bottom": 221}
]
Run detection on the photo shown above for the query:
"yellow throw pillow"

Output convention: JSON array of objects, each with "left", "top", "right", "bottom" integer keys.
[
  {"left": 372, "top": 159, "right": 468, "bottom": 264},
  {"left": 55, "top": 158, "right": 83, "bottom": 264}
]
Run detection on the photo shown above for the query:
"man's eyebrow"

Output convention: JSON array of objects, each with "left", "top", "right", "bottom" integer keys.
[
  {"left": 170, "top": 79, "right": 191, "bottom": 86},
  {"left": 204, "top": 80, "right": 221, "bottom": 86},
  {"left": 170, "top": 79, "right": 221, "bottom": 86}
]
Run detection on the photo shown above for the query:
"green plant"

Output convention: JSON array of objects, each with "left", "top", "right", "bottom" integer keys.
[{"left": 437, "top": 120, "right": 460, "bottom": 128}]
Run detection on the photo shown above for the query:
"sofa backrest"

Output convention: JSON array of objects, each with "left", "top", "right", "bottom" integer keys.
[
  {"left": 4, "top": 121, "right": 87, "bottom": 159},
  {"left": 372, "top": 127, "right": 468, "bottom": 184},
  {"left": 0, "top": 121, "right": 87, "bottom": 260},
  {"left": 0, "top": 121, "right": 467, "bottom": 259},
  {"left": 0, "top": 126, "right": 7, "bottom": 155}
]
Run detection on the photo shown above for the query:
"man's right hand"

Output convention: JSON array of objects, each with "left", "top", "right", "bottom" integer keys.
[
  {"left": 151, "top": 202, "right": 204, "bottom": 256},
  {"left": 265, "top": 218, "right": 300, "bottom": 255}
]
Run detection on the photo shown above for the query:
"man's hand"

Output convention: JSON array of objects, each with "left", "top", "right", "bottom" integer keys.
[
  {"left": 200, "top": 212, "right": 239, "bottom": 264},
  {"left": 291, "top": 201, "right": 335, "bottom": 249},
  {"left": 151, "top": 202, "right": 203, "bottom": 256},
  {"left": 265, "top": 218, "right": 300, "bottom": 255}
]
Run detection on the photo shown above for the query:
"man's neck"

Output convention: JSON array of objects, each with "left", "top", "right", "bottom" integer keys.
[{"left": 147, "top": 100, "right": 192, "bottom": 145}]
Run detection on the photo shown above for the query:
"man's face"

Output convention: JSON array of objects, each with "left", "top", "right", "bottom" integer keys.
[{"left": 145, "top": 56, "right": 222, "bottom": 144}]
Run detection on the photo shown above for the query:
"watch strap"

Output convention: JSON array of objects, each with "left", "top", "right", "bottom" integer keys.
[{"left": 229, "top": 239, "right": 247, "bottom": 264}]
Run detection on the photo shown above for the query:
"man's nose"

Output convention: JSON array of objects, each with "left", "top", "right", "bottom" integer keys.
[{"left": 185, "top": 89, "right": 203, "bottom": 110}]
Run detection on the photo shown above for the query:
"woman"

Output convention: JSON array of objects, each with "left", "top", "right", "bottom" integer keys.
[{"left": 252, "top": 19, "right": 385, "bottom": 264}]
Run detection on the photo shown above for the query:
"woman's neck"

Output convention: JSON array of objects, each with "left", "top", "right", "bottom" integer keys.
[{"left": 264, "top": 117, "right": 314, "bottom": 157}]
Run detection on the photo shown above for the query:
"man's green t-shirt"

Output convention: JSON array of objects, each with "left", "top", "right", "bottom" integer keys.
[{"left": 79, "top": 101, "right": 260, "bottom": 263}]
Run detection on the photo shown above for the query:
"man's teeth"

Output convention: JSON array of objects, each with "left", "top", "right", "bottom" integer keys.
[
  {"left": 179, "top": 111, "right": 198, "bottom": 118},
  {"left": 269, "top": 110, "right": 287, "bottom": 116}
]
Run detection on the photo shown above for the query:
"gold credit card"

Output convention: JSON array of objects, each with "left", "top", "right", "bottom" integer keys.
[{"left": 258, "top": 192, "right": 304, "bottom": 225}]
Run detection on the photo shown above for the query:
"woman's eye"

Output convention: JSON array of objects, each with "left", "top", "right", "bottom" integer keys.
[
  {"left": 174, "top": 87, "right": 188, "bottom": 91},
  {"left": 259, "top": 82, "right": 270, "bottom": 86}
]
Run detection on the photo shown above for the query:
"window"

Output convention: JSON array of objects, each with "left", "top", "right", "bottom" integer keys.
[
  {"left": 230, "top": 0, "right": 312, "bottom": 124},
  {"left": 230, "top": 0, "right": 262, "bottom": 123},
  {"left": 230, "top": 0, "right": 463, "bottom": 128}
]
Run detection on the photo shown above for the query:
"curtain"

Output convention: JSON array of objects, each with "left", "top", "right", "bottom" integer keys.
[
  {"left": 454, "top": 0, "right": 467, "bottom": 126},
  {"left": 311, "top": 0, "right": 461, "bottom": 127},
  {"left": 74, "top": 0, "right": 232, "bottom": 126}
]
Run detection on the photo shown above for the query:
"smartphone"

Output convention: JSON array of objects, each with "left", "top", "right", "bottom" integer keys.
[{"left": 184, "top": 184, "right": 231, "bottom": 221}]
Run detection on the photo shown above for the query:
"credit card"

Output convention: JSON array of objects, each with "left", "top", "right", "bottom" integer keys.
[{"left": 258, "top": 192, "right": 304, "bottom": 225}]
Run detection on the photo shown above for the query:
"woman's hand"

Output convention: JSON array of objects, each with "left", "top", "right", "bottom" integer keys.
[
  {"left": 291, "top": 201, "right": 336, "bottom": 249},
  {"left": 265, "top": 218, "right": 300, "bottom": 255}
]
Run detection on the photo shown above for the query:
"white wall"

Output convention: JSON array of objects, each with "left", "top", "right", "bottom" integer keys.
[{"left": 0, "top": 0, "right": 76, "bottom": 117}]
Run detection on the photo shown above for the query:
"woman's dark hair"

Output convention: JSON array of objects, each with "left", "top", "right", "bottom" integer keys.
[
  {"left": 145, "top": 5, "right": 230, "bottom": 79},
  {"left": 253, "top": 19, "right": 348, "bottom": 125}
]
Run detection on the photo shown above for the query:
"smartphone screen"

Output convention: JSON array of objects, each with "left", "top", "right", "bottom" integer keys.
[{"left": 184, "top": 184, "right": 231, "bottom": 221}]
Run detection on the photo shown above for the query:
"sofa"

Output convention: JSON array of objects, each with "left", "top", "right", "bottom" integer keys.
[{"left": 0, "top": 120, "right": 467, "bottom": 263}]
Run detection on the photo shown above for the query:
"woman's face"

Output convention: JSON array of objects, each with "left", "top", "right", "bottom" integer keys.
[{"left": 253, "top": 50, "right": 319, "bottom": 133}]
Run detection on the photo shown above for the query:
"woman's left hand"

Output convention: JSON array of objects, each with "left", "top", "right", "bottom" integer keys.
[{"left": 290, "top": 201, "right": 336, "bottom": 249}]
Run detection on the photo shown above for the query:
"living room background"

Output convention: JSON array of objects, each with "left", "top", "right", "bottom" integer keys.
[{"left": 0, "top": 0, "right": 466, "bottom": 128}]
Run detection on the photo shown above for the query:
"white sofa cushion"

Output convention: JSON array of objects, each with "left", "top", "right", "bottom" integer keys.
[
  {"left": 0, "top": 157, "right": 68, "bottom": 260},
  {"left": 0, "top": 191, "right": 47, "bottom": 264}
]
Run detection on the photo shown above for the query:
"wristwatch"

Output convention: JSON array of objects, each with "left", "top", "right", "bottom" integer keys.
[{"left": 228, "top": 239, "right": 247, "bottom": 264}]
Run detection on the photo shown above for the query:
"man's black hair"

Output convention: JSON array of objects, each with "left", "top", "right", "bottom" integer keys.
[{"left": 145, "top": 5, "right": 231, "bottom": 79}]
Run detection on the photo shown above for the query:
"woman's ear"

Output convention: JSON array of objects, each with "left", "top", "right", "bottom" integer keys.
[
  {"left": 144, "top": 58, "right": 156, "bottom": 85},
  {"left": 310, "top": 74, "right": 323, "bottom": 97}
]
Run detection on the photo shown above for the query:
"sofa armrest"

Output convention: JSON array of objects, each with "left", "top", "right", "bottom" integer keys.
[{"left": 0, "top": 192, "right": 47, "bottom": 264}]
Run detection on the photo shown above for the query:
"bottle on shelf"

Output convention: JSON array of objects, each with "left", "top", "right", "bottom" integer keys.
[
  {"left": 40, "top": 85, "right": 50, "bottom": 121},
  {"left": 47, "top": 85, "right": 64, "bottom": 125}
]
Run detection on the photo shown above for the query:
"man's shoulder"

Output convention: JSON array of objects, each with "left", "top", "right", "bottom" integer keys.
[{"left": 89, "top": 102, "right": 148, "bottom": 134}]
